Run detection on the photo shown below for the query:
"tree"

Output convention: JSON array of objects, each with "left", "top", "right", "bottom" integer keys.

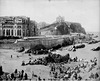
[
  {"left": 56, "top": 16, "right": 65, "bottom": 23},
  {"left": 29, "top": 20, "right": 38, "bottom": 36},
  {"left": 37, "top": 22, "right": 48, "bottom": 29}
]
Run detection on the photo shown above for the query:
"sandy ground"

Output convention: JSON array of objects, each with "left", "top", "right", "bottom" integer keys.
[
  {"left": 0, "top": 42, "right": 100, "bottom": 80},
  {"left": 53, "top": 42, "right": 100, "bottom": 64}
]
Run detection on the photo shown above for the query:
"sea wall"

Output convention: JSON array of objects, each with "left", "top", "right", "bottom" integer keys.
[
  {"left": 0, "top": 34, "right": 91, "bottom": 49},
  {"left": 16, "top": 38, "right": 64, "bottom": 49},
  {"left": 15, "top": 35, "right": 80, "bottom": 49}
]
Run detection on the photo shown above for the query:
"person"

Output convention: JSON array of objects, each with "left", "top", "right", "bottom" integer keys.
[
  {"left": 20, "top": 70, "right": 24, "bottom": 80},
  {"left": 73, "top": 72, "right": 77, "bottom": 80},
  {"left": 17, "top": 55, "right": 19, "bottom": 58},
  {"left": 24, "top": 73, "right": 28, "bottom": 80},
  {"left": 21, "top": 70, "right": 24, "bottom": 74},
  {"left": 73, "top": 45, "right": 75, "bottom": 49},
  {"left": 77, "top": 75, "right": 82, "bottom": 80},
  {"left": 22, "top": 61, "right": 25, "bottom": 66},
  {"left": 29, "top": 60, "right": 31, "bottom": 64},
  {"left": 54, "top": 72, "right": 58, "bottom": 78},
  {"left": 43, "top": 78, "right": 45, "bottom": 81},
  {"left": 18, "top": 71, "right": 21, "bottom": 79},
  {"left": 11, "top": 73, "right": 14, "bottom": 80},
  {"left": 29, "top": 53, "right": 31, "bottom": 56},
  {"left": 7, "top": 74, "right": 11, "bottom": 80},
  {"left": 89, "top": 73, "right": 94, "bottom": 79},
  {"left": 95, "top": 73, "right": 99, "bottom": 79},
  {"left": 38, "top": 76, "right": 41, "bottom": 81},
  {"left": 73, "top": 45, "right": 76, "bottom": 51},
  {"left": 32, "top": 71, "right": 34, "bottom": 78},
  {"left": 14, "top": 69, "right": 18, "bottom": 79},
  {"left": 14, "top": 69, "right": 17, "bottom": 74},
  {"left": 75, "top": 57, "right": 78, "bottom": 62},
  {"left": 0, "top": 65, "right": 3, "bottom": 76},
  {"left": 11, "top": 55, "right": 12, "bottom": 58}
]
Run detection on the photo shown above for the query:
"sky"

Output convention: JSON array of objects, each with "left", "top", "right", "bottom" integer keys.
[{"left": 0, "top": 0, "right": 99, "bottom": 32}]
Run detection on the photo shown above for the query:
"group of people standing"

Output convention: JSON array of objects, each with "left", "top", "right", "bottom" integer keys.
[
  {"left": 49, "top": 57, "right": 99, "bottom": 80},
  {"left": 0, "top": 69, "right": 28, "bottom": 80}
]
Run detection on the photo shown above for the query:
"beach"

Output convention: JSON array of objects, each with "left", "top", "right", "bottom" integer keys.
[{"left": 0, "top": 39, "right": 100, "bottom": 80}]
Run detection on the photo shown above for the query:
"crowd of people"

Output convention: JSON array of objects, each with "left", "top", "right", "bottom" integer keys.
[
  {"left": 0, "top": 54, "right": 100, "bottom": 81},
  {"left": 20, "top": 51, "right": 100, "bottom": 81},
  {"left": 21, "top": 53, "right": 78, "bottom": 66},
  {"left": 49, "top": 57, "right": 100, "bottom": 80}
]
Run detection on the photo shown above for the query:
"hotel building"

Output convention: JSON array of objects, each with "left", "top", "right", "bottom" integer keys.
[{"left": 0, "top": 16, "right": 38, "bottom": 37}]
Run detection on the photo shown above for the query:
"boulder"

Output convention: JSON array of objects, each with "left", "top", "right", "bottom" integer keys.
[
  {"left": 75, "top": 44, "right": 85, "bottom": 49},
  {"left": 17, "top": 47, "right": 25, "bottom": 52},
  {"left": 91, "top": 46, "right": 100, "bottom": 51}
]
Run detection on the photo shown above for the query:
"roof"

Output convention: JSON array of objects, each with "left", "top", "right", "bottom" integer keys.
[{"left": 40, "top": 22, "right": 59, "bottom": 30}]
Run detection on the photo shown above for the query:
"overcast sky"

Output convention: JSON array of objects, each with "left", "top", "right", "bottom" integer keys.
[{"left": 0, "top": 0, "right": 99, "bottom": 32}]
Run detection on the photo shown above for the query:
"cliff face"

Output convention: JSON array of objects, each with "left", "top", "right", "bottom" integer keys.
[
  {"left": 70, "top": 23, "right": 86, "bottom": 34},
  {"left": 55, "top": 22, "right": 86, "bottom": 35},
  {"left": 56, "top": 22, "right": 70, "bottom": 35}
]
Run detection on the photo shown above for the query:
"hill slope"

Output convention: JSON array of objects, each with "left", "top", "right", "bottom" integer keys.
[{"left": 40, "top": 21, "right": 86, "bottom": 35}]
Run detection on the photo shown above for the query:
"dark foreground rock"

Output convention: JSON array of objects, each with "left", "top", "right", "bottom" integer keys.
[
  {"left": 91, "top": 46, "right": 100, "bottom": 51},
  {"left": 70, "top": 22, "right": 86, "bottom": 34}
]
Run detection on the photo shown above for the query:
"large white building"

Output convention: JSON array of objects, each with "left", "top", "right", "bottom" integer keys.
[{"left": 0, "top": 16, "right": 38, "bottom": 37}]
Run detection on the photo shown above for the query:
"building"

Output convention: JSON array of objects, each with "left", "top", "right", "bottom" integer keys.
[
  {"left": 40, "top": 23, "right": 59, "bottom": 35},
  {"left": 0, "top": 16, "right": 38, "bottom": 37}
]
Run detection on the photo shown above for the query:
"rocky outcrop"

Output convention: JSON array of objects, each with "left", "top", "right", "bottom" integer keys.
[
  {"left": 40, "top": 21, "right": 86, "bottom": 35},
  {"left": 55, "top": 22, "right": 86, "bottom": 35},
  {"left": 70, "top": 22, "right": 86, "bottom": 34},
  {"left": 56, "top": 22, "right": 71, "bottom": 35}
]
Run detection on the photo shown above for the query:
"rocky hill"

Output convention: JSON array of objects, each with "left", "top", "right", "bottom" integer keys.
[
  {"left": 56, "top": 22, "right": 71, "bottom": 35},
  {"left": 70, "top": 22, "right": 86, "bottom": 34},
  {"left": 40, "top": 21, "right": 86, "bottom": 35}
]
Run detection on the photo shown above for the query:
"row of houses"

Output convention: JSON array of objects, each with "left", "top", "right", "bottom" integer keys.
[{"left": 0, "top": 16, "right": 38, "bottom": 37}]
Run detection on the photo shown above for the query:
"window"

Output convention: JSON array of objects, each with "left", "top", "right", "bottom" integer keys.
[
  {"left": 3, "top": 30, "right": 5, "bottom": 36},
  {"left": 19, "top": 30, "right": 21, "bottom": 36},
  {"left": 15, "top": 30, "right": 16, "bottom": 36},
  {"left": 11, "top": 30, "right": 13, "bottom": 36},
  {"left": 8, "top": 30, "right": 10, "bottom": 35},
  {"left": 17, "top": 30, "right": 21, "bottom": 36},
  {"left": 17, "top": 26, "right": 21, "bottom": 28},
  {"left": 17, "top": 30, "right": 19, "bottom": 36},
  {"left": 6, "top": 30, "right": 9, "bottom": 35},
  {"left": 4, "top": 26, "right": 13, "bottom": 28},
  {"left": 6, "top": 29, "right": 10, "bottom": 36}
]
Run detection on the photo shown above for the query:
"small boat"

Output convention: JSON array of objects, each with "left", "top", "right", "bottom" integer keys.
[{"left": 17, "top": 47, "right": 25, "bottom": 52}]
